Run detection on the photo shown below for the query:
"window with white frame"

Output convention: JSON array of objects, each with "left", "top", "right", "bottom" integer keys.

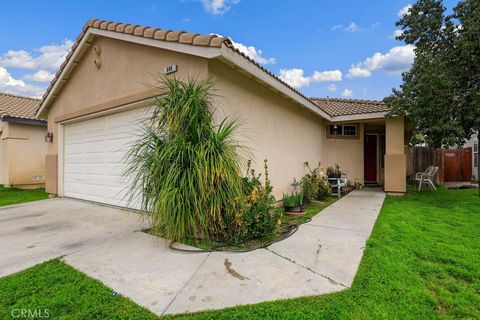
[{"left": 328, "top": 124, "right": 358, "bottom": 137}]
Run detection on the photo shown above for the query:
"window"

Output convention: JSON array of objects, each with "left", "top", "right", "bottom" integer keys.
[
  {"left": 343, "top": 125, "right": 357, "bottom": 136},
  {"left": 328, "top": 125, "right": 357, "bottom": 137}
]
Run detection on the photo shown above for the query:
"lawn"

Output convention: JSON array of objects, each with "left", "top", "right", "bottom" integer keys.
[
  {"left": 1, "top": 188, "right": 479, "bottom": 319},
  {"left": 0, "top": 186, "right": 48, "bottom": 207},
  {"left": 0, "top": 260, "right": 157, "bottom": 320}
]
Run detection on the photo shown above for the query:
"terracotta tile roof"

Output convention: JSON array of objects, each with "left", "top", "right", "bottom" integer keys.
[
  {"left": 0, "top": 92, "right": 42, "bottom": 120},
  {"left": 38, "top": 19, "right": 318, "bottom": 117},
  {"left": 309, "top": 97, "right": 389, "bottom": 117}
]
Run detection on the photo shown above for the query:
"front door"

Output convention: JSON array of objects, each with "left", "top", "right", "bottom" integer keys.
[{"left": 364, "top": 135, "right": 377, "bottom": 183}]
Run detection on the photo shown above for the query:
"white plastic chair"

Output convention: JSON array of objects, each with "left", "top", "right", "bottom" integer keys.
[{"left": 415, "top": 166, "right": 438, "bottom": 191}]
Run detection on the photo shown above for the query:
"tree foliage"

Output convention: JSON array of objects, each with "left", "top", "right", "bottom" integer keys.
[{"left": 385, "top": 0, "right": 480, "bottom": 148}]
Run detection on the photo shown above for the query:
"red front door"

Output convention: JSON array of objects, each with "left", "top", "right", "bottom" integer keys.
[{"left": 364, "top": 135, "right": 377, "bottom": 183}]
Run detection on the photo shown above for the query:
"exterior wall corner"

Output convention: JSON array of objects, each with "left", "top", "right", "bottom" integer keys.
[{"left": 384, "top": 117, "right": 406, "bottom": 193}]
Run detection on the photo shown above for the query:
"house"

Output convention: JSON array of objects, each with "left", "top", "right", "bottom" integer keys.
[
  {"left": 35, "top": 19, "right": 408, "bottom": 207},
  {"left": 463, "top": 133, "right": 478, "bottom": 181},
  {"left": 0, "top": 92, "right": 47, "bottom": 188}
]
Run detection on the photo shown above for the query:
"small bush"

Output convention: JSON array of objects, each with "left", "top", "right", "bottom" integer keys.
[
  {"left": 299, "top": 162, "right": 331, "bottom": 202},
  {"left": 237, "top": 160, "right": 279, "bottom": 241},
  {"left": 282, "top": 192, "right": 304, "bottom": 207}
]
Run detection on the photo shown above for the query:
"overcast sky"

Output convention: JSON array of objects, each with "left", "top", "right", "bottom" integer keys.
[{"left": 0, "top": 0, "right": 459, "bottom": 100}]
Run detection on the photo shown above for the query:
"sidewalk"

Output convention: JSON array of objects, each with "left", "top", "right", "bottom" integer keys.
[{"left": 62, "top": 190, "right": 386, "bottom": 315}]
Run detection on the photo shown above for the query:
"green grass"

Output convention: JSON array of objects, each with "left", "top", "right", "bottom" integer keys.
[
  {"left": 1, "top": 189, "right": 479, "bottom": 319},
  {"left": 0, "top": 186, "right": 48, "bottom": 207},
  {"left": 0, "top": 260, "right": 157, "bottom": 320},
  {"left": 165, "top": 188, "right": 480, "bottom": 319},
  {"left": 280, "top": 197, "right": 338, "bottom": 225}
]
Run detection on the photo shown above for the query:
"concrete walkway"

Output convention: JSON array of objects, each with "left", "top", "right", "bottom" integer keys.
[{"left": 0, "top": 190, "right": 385, "bottom": 316}]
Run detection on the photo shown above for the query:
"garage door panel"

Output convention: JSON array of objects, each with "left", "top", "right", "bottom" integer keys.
[
  {"left": 84, "top": 142, "right": 106, "bottom": 152},
  {"left": 63, "top": 106, "right": 149, "bottom": 208},
  {"left": 106, "top": 139, "right": 133, "bottom": 152}
]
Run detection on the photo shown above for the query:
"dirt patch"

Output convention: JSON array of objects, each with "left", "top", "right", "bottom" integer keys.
[{"left": 224, "top": 259, "right": 249, "bottom": 281}]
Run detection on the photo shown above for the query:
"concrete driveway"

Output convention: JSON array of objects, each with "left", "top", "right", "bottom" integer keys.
[
  {"left": 0, "top": 190, "right": 385, "bottom": 315},
  {"left": 0, "top": 198, "right": 146, "bottom": 277}
]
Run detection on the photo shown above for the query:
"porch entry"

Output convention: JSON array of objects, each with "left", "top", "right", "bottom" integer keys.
[{"left": 364, "top": 134, "right": 377, "bottom": 183}]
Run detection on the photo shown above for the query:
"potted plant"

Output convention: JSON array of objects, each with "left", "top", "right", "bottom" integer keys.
[
  {"left": 283, "top": 192, "right": 305, "bottom": 216},
  {"left": 327, "top": 164, "right": 342, "bottom": 179}
]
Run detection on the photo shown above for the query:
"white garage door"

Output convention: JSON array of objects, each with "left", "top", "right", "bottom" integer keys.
[{"left": 63, "top": 106, "right": 150, "bottom": 208}]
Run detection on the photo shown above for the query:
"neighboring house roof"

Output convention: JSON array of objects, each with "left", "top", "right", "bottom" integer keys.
[
  {"left": 310, "top": 97, "right": 390, "bottom": 117},
  {"left": 36, "top": 18, "right": 328, "bottom": 120},
  {"left": 0, "top": 92, "right": 43, "bottom": 121}
]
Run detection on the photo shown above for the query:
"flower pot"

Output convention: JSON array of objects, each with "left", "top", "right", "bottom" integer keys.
[{"left": 285, "top": 205, "right": 306, "bottom": 216}]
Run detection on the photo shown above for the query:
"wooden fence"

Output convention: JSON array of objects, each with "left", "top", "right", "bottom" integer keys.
[
  {"left": 406, "top": 146, "right": 437, "bottom": 182},
  {"left": 406, "top": 146, "right": 473, "bottom": 184}
]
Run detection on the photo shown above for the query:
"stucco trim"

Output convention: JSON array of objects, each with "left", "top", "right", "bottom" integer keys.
[
  {"left": 36, "top": 32, "right": 93, "bottom": 119},
  {"left": 45, "top": 154, "right": 58, "bottom": 194},
  {"left": 58, "top": 98, "right": 154, "bottom": 125},
  {"left": 330, "top": 112, "right": 387, "bottom": 122},
  {"left": 54, "top": 89, "right": 161, "bottom": 123}
]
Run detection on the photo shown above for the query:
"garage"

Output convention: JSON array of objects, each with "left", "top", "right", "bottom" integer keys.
[{"left": 63, "top": 106, "right": 149, "bottom": 208}]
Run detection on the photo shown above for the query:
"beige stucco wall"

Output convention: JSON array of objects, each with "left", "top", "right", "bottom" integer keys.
[
  {"left": 463, "top": 133, "right": 478, "bottom": 181},
  {"left": 44, "top": 36, "right": 209, "bottom": 193},
  {"left": 384, "top": 117, "right": 406, "bottom": 193},
  {"left": 0, "top": 122, "right": 47, "bottom": 188},
  {"left": 322, "top": 124, "right": 364, "bottom": 186},
  {"left": 209, "top": 60, "right": 326, "bottom": 198},
  {"left": 0, "top": 122, "right": 7, "bottom": 185}
]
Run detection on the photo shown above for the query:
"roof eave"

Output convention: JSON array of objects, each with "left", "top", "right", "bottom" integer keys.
[
  {"left": 220, "top": 46, "right": 331, "bottom": 121},
  {"left": 35, "top": 28, "right": 224, "bottom": 119},
  {"left": 330, "top": 111, "right": 388, "bottom": 123},
  {"left": 36, "top": 26, "right": 332, "bottom": 121},
  {"left": 1, "top": 116, "right": 47, "bottom": 126}
]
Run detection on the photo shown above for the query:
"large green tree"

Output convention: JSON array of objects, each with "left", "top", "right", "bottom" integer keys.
[{"left": 386, "top": 0, "right": 480, "bottom": 187}]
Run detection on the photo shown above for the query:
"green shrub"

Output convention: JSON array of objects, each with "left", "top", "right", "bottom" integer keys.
[
  {"left": 300, "top": 162, "right": 332, "bottom": 202},
  {"left": 282, "top": 192, "right": 304, "bottom": 207},
  {"left": 237, "top": 160, "right": 279, "bottom": 241},
  {"left": 125, "top": 77, "right": 245, "bottom": 242}
]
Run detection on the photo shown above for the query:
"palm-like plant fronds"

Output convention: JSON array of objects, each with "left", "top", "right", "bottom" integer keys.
[{"left": 125, "top": 77, "right": 245, "bottom": 241}]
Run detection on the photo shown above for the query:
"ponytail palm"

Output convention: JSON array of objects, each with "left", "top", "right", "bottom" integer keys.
[{"left": 125, "top": 77, "right": 245, "bottom": 241}]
